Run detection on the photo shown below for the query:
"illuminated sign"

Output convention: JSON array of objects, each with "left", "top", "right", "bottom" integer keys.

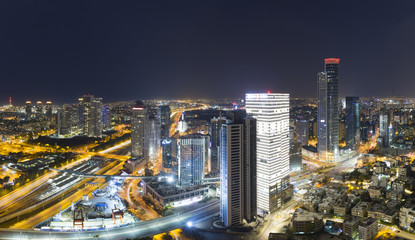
[{"left": 325, "top": 58, "right": 340, "bottom": 64}]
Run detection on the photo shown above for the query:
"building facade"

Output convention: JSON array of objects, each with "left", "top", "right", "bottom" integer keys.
[
  {"left": 78, "top": 95, "right": 103, "bottom": 137},
  {"left": 158, "top": 105, "right": 171, "bottom": 139},
  {"left": 245, "top": 92, "right": 290, "bottom": 214}
]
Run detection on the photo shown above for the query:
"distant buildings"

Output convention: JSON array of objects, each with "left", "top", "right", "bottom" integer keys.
[
  {"left": 148, "top": 116, "right": 161, "bottom": 161},
  {"left": 346, "top": 96, "right": 360, "bottom": 149},
  {"left": 245, "top": 92, "right": 291, "bottom": 214},
  {"left": 131, "top": 100, "right": 149, "bottom": 162},
  {"left": 317, "top": 58, "right": 340, "bottom": 162},
  {"left": 25, "top": 101, "right": 32, "bottom": 119},
  {"left": 78, "top": 95, "right": 103, "bottom": 137},
  {"left": 178, "top": 134, "right": 209, "bottom": 187},
  {"left": 220, "top": 112, "right": 256, "bottom": 227}
]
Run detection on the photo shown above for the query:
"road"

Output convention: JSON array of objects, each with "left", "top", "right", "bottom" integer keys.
[
  {"left": 10, "top": 161, "right": 125, "bottom": 229},
  {"left": 0, "top": 200, "right": 220, "bottom": 240}
]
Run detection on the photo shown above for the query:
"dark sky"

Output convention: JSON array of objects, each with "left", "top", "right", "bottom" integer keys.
[{"left": 1, "top": 1, "right": 415, "bottom": 104}]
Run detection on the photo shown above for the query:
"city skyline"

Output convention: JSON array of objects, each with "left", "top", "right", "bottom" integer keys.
[{"left": 2, "top": 1, "right": 415, "bottom": 104}]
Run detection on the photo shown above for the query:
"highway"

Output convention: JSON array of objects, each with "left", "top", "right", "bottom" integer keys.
[{"left": 0, "top": 200, "right": 219, "bottom": 239}]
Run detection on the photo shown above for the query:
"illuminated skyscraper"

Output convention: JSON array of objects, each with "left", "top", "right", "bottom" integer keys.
[
  {"left": 245, "top": 92, "right": 290, "bottom": 214},
  {"left": 131, "top": 100, "right": 149, "bottom": 161},
  {"left": 317, "top": 58, "right": 340, "bottom": 161},
  {"left": 345, "top": 96, "right": 360, "bottom": 149},
  {"left": 158, "top": 105, "right": 171, "bottom": 139},
  {"left": 220, "top": 112, "right": 256, "bottom": 227},
  {"left": 209, "top": 115, "right": 226, "bottom": 173},
  {"left": 102, "top": 105, "right": 111, "bottom": 130},
  {"left": 78, "top": 95, "right": 103, "bottom": 137},
  {"left": 36, "top": 101, "right": 43, "bottom": 115},
  {"left": 295, "top": 119, "right": 309, "bottom": 146},
  {"left": 178, "top": 134, "right": 209, "bottom": 187}
]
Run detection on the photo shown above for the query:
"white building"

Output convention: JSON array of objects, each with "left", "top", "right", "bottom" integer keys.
[{"left": 245, "top": 92, "right": 290, "bottom": 214}]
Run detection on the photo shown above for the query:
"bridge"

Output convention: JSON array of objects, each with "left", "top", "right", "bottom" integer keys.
[{"left": 49, "top": 168, "right": 152, "bottom": 180}]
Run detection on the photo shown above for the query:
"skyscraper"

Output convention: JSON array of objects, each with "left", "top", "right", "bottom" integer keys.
[
  {"left": 36, "top": 101, "right": 43, "bottom": 115},
  {"left": 295, "top": 119, "right": 309, "bottom": 146},
  {"left": 346, "top": 96, "right": 360, "bottom": 149},
  {"left": 378, "top": 111, "right": 390, "bottom": 148},
  {"left": 220, "top": 112, "right": 256, "bottom": 227},
  {"left": 317, "top": 58, "right": 340, "bottom": 161},
  {"left": 162, "top": 138, "right": 177, "bottom": 169},
  {"left": 45, "top": 101, "right": 53, "bottom": 120},
  {"left": 148, "top": 116, "right": 161, "bottom": 161},
  {"left": 78, "top": 95, "right": 103, "bottom": 137},
  {"left": 25, "top": 101, "right": 32, "bottom": 119},
  {"left": 245, "top": 92, "right": 291, "bottom": 214},
  {"left": 131, "top": 100, "right": 149, "bottom": 161},
  {"left": 102, "top": 105, "right": 111, "bottom": 130},
  {"left": 178, "top": 134, "right": 209, "bottom": 187},
  {"left": 158, "top": 105, "right": 171, "bottom": 139}
]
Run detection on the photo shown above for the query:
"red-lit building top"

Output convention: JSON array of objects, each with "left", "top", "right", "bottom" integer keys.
[{"left": 325, "top": 58, "right": 340, "bottom": 64}]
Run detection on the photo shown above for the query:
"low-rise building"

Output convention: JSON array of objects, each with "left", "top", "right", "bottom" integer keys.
[
  {"left": 399, "top": 204, "right": 415, "bottom": 232},
  {"left": 367, "top": 186, "right": 384, "bottom": 199},
  {"left": 292, "top": 209, "right": 324, "bottom": 234},
  {"left": 333, "top": 202, "right": 347, "bottom": 216},
  {"left": 142, "top": 178, "right": 209, "bottom": 207},
  {"left": 368, "top": 203, "right": 397, "bottom": 223},
  {"left": 352, "top": 201, "right": 371, "bottom": 218},
  {"left": 358, "top": 217, "right": 378, "bottom": 240},
  {"left": 343, "top": 216, "right": 362, "bottom": 239}
]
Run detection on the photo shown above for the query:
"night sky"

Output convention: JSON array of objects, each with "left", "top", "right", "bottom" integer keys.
[{"left": 1, "top": 1, "right": 415, "bottom": 104}]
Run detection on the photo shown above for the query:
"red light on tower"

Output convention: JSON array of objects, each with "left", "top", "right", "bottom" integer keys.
[
  {"left": 325, "top": 58, "right": 340, "bottom": 64},
  {"left": 267, "top": 90, "right": 271, "bottom": 94}
]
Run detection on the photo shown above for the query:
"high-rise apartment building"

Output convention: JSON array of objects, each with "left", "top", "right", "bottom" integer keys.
[
  {"left": 45, "top": 101, "right": 53, "bottom": 120},
  {"left": 346, "top": 96, "right": 360, "bottom": 149},
  {"left": 178, "top": 134, "right": 209, "bottom": 187},
  {"left": 220, "top": 112, "right": 256, "bottom": 227},
  {"left": 245, "top": 92, "right": 291, "bottom": 214},
  {"left": 78, "top": 95, "right": 103, "bottom": 137},
  {"left": 56, "top": 104, "right": 79, "bottom": 137},
  {"left": 36, "top": 101, "right": 43, "bottom": 115},
  {"left": 158, "top": 105, "right": 171, "bottom": 139},
  {"left": 102, "top": 105, "right": 111, "bottom": 130},
  {"left": 131, "top": 100, "right": 149, "bottom": 161},
  {"left": 317, "top": 58, "right": 340, "bottom": 161}
]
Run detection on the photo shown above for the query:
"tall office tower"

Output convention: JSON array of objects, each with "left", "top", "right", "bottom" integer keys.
[
  {"left": 378, "top": 112, "right": 390, "bottom": 148},
  {"left": 102, "top": 105, "right": 111, "bottom": 130},
  {"left": 317, "top": 58, "right": 340, "bottom": 161},
  {"left": 25, "top": 101, "right": 32, "bottom": 119},
  {"left": 36, "top": 101, "right": 43, "bottom": 115},
  {"left": 45, "top": 101, "right": 53, "bottom": 120},
  {"left": 131, "top": 100, "right": 149, "bottom": 161},
  {"left": 162, "top": 138, "right": 177, "bottom": 169},
  {"left": 295, "top": 119, "right": 309, "bottom": 146},
  {"left": 209, "top": 116, "right": 226, "bottom": 173},
  {"left": 245, "top": 92, "right": 290, "bottom": 214},
  {"left": 56, "top": 109, "right": 64, "bottom": 137},
  {"left": 158, "top": 105, "right": 171, "bottom": 139},
  {"left": 220, "top": 112, "right": 256, "bottom": 227},
  {"left": 178, "top": 134, "right": 209, "bottom": 187},
  {"left": 78, "top": 95, "right": 103, "bottom": 137},
  {"left": 148, "top": 116, "right": 161, "bottom": 161},
  {"left": 345, "top": 97, "right": 360, "bottom": 149}
]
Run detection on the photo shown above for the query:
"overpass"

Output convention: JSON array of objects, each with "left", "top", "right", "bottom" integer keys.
[
  {"left": 49, "top": 168, "right": 153, "bottom": 180},
  {"left": 0, "top": 200, "right": 220, "bottom": 239}
]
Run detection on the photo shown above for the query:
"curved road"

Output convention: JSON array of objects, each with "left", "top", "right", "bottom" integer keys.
[{"left": 0, "top": 200, "right": 219, "bottom": 240}]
